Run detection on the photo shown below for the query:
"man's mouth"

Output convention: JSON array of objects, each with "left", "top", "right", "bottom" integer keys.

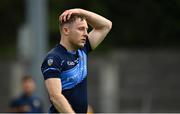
[{"left": 81, "top": 38, "right": 86, "bottom": 43}]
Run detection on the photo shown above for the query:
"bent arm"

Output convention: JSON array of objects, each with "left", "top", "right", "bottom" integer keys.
[
  {"left": 45, "top": 78, "right": 75, "bottom": 113},
  {"left": 79, "top": 9, "right": 112, "bottom": 49},
  {"left": 60, "top": 8, "right": 112, "bottom": 50}
]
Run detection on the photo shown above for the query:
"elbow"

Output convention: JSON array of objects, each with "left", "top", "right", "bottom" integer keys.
[
  {"left": 49, "top": 93, "right": 62, "bottom": 103},
  {"left": 107, "top": 20, "right": 112, "bottom": 30},
  {"left": 49, "top": 94, "right": 56, "bottom": 103},
  {"left": 103, "top": 20, "right": 112, "bottom": 31},
  {"left": 95, "top": 20, "right": 112, "bottom": 31}
]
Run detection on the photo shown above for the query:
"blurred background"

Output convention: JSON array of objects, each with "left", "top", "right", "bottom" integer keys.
[{"left": 1, "top": 0, "right": 180, "bottom": 112}]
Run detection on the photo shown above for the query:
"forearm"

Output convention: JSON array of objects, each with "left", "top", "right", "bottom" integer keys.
[
  {"left": 50, "top": 94, "right": 75, "bottom": 113},
  {"left": 79, "top": 9, "right": 112, "bottom": 30}
]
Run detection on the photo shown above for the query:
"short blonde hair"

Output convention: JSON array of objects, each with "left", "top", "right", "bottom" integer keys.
[{"left": 59, "top": 14, "right": 86, "bottom": 32}]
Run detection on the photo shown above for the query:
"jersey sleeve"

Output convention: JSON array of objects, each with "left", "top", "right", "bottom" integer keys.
[
  {"left": 41, "top": 54, "right": 64, "bottom": 80},
  {"left": 83, "top": 37, "right": 92, "bottom": 54}
]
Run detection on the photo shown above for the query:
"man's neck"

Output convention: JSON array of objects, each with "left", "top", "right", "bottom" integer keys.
[
  {"left": 23, "top": 92, "right": 33, "bottom": 97},
  {"left": 60, "top": 37, "right": 78, "bottom": 52}
]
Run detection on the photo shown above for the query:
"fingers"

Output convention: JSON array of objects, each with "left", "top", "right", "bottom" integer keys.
[
  {"left": 67, "top": 12, "right": 73, "bottom": 20},
  {"left": 60, "top": 9, "right": 81, "bottom": 22},
  {"left": 60, "top": 10, "right": 68, "bottom": 22},
  {"left": 60, "top": 10, "right": 73, "bottom": 23}
]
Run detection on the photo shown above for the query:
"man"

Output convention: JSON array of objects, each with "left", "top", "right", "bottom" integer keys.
[
  {"left": 9, "top": 76, "right": 43, "bottom": 112},
  {"left": 41, "top": 8, "right": 112, "bottom": 113}
]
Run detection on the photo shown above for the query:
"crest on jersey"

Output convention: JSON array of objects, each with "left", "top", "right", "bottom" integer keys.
[{"left": 47, "top": 58, "right": 53, "bottom": 66}]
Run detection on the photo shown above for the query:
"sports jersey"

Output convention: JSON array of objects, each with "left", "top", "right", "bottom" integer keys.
[
  {"left": 41, "top": 38, "right": 92, "bottom": 113},
  {"left": 9, "top": 94, "right": 43, "bottom": 113}
]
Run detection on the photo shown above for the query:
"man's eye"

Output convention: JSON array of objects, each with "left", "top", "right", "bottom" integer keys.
[{"left": 79, "top": 28, "right": 84, "bottom": 30}]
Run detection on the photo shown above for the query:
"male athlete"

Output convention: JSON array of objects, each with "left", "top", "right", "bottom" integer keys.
[{"left": 41, "top": 8, "right": 112, "bottom": 113}]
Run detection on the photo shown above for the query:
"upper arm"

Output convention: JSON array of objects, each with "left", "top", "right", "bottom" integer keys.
[
  {"left": 45, "top": 78, "right": 62, "bottom": 96},
  {"left": 88, "top": 22, "right": 112, "bottom": 50},
  {"left": 41, "top": 54, "right": 64, "bottom": 80}
]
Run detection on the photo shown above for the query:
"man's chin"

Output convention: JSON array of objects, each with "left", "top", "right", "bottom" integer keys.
[
  {"left": 79, "top": 45, "right": 84, "bottom": 48},
  {"left": 79, "top": 43, "right": 85, "bottom": 48}
]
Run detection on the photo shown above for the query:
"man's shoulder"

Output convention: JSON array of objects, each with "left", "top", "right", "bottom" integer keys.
[
  {"left": 41, "top": 45, "right": 67, "bottom": 69},
  {"left": 45, "top": 45, "right": 64, "bottom": 60}
]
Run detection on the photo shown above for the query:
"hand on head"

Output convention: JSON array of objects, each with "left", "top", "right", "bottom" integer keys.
[{"left": 59, "top": 9, "right": 81, "bottom": 22}]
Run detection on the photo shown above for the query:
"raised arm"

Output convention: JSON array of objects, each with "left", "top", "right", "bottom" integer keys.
[
  {"left": 60, "top": 8, "right": 112, "bottom": 50},
  {"left": 45, "top": 78, "right": 75, "bottom": 113}
]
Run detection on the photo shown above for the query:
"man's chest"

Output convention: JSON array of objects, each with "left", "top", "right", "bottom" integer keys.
[
  {"left": 61, "top": 55, "right": 79, "bottom": 71},
  {"left": 57, "top": 50, "right": 88, "bottom": 90}
]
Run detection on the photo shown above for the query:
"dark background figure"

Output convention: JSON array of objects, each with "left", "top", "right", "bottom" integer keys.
[
  {"left": 9, "top": 75, "right": 43, "bottom": 113},
  {"left": 8, "top": 98, "right": 30, "bottom": 113}
]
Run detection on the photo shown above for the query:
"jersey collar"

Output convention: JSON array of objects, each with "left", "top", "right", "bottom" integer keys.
[{"left": 57, "top": 44, "right": 77, "bottom": 55}]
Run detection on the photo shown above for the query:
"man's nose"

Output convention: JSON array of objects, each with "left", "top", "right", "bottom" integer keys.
[
  {"left": 84, "top": 30, "right": 88, "bottom": 35},
  {"left": 83, "top": 30, "right": 88, "bottom": 37},
  {"left": 83, "top": 34, "right": 88, "bottom": 38}
]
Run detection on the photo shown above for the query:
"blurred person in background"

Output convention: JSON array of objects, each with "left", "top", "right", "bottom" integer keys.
[
  {"left": 41, "top": 8, "right": 112, "bottom": 113},
  {"left": 8, "top": 97, "right": 31, "bottom": 113},
  {"left": 9, "top": 75, "right": 43, "bottom": 113}
]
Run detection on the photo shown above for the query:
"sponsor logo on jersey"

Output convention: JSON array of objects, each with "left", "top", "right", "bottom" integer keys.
[{"left": 67, "top": 61, "right": 75, "bottom": 66}]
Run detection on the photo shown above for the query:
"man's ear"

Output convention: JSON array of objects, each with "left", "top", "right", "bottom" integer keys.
[{"left": 62, "top": 25, "right": 70, "bottom": 35}]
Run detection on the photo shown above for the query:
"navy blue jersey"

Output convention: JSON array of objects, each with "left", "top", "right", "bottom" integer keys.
[
  {"left": 41, "top": 39, "right": 92, "bottom": 113},
  {"left": 10, "top": 94, "right": 43, "bottom": 113},
  {"left": 19, "top": 94, "right": 43, "bottom": 112}
]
